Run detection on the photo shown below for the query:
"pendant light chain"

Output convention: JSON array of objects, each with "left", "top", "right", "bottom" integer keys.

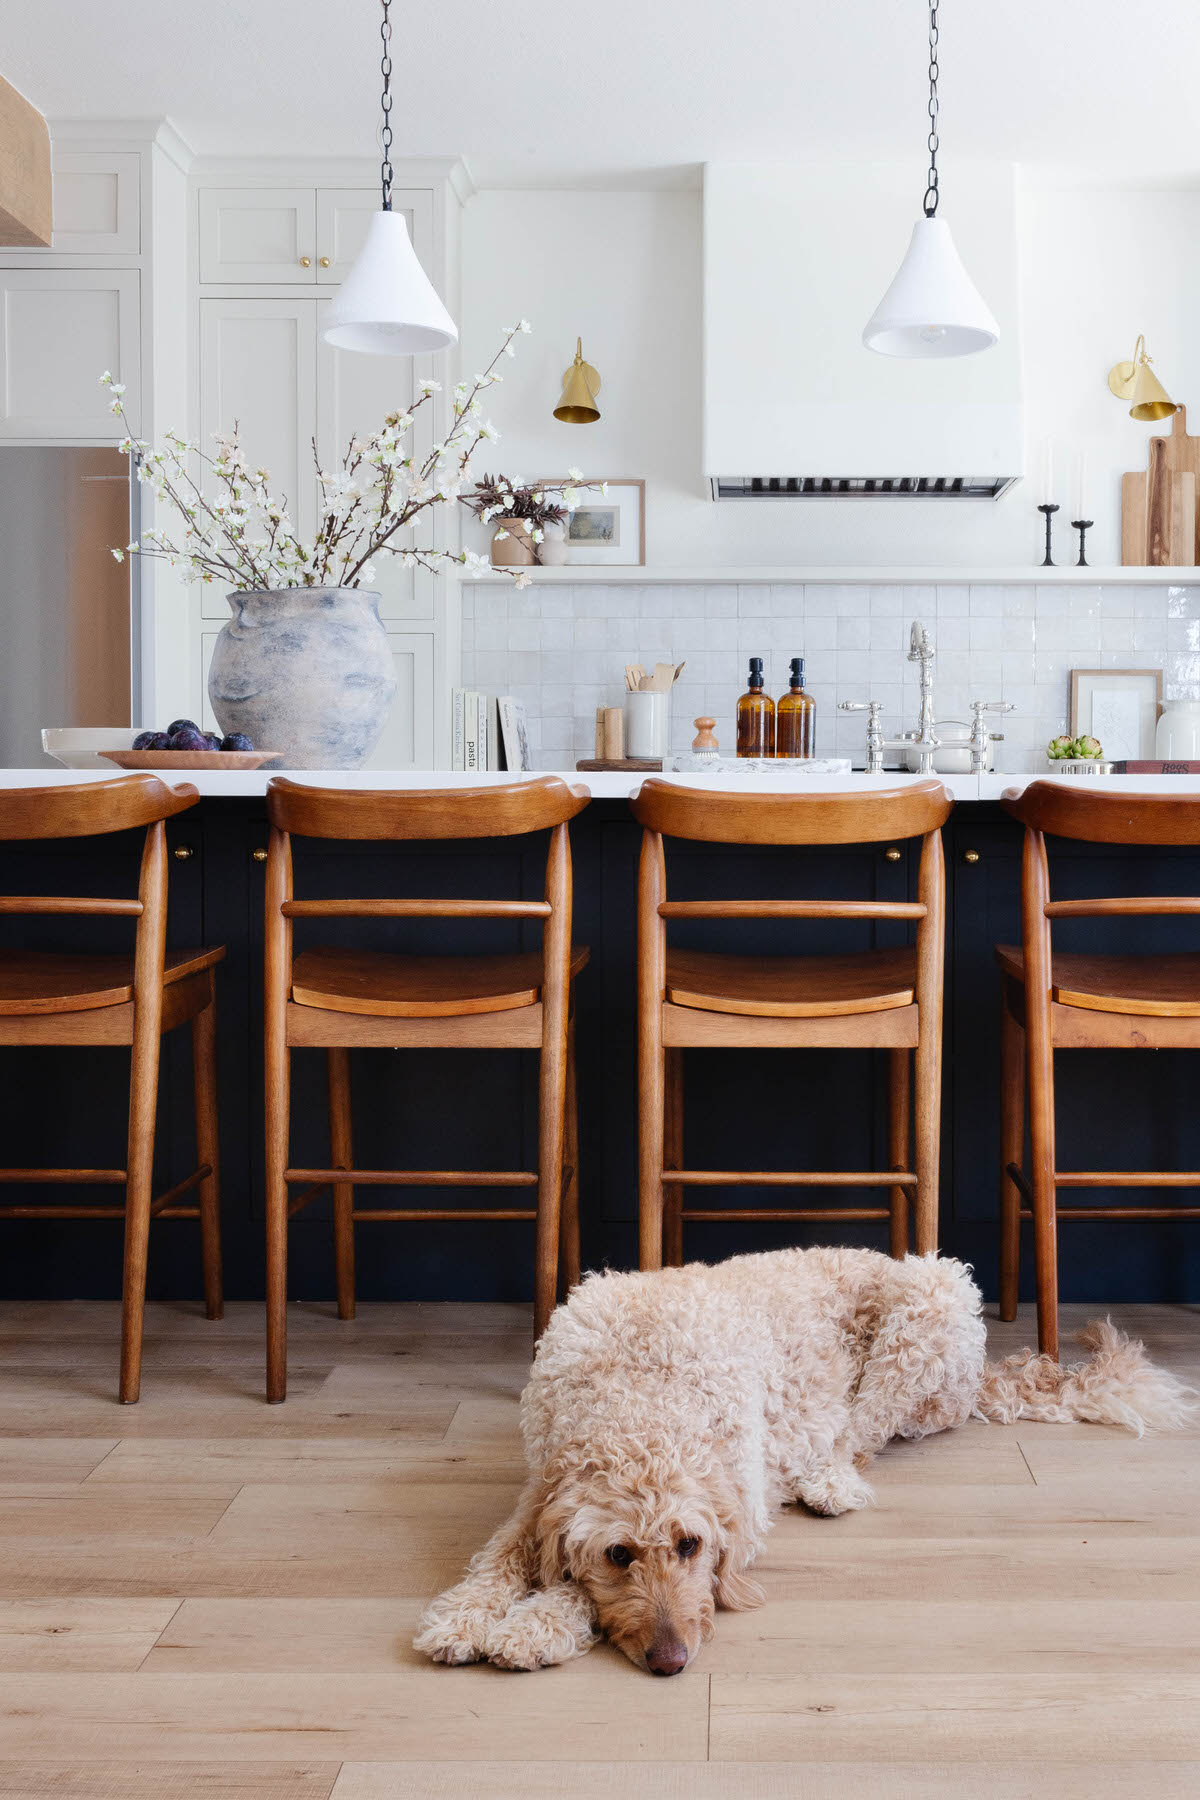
[
  {"left": 923, "top": 1, "right": 940, "bottom": 218},
  {"left": 379, "top": 0, "right": 394, "bottom": 212}
]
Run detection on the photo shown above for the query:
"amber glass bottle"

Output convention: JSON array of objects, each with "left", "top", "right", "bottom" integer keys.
[
  {"left": 736, "top": 657, "right": 775, "bottom": 757},
  {"left": 776, "top": 656, "right": 816, "bottom": 759}
]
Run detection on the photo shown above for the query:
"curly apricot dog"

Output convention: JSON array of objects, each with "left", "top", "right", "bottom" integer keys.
[{"left": 416, "top": 1246, "right": 1190, "bottom": 1675}]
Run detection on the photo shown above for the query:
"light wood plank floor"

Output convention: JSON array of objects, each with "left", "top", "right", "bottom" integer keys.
[{"left": 0, "top": 1298, "right": 1196, "bottom": 1799}]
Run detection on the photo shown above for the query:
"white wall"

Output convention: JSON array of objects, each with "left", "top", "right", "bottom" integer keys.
[{"left": 461, "top": 174, "right": 1200, "bottom": 571}]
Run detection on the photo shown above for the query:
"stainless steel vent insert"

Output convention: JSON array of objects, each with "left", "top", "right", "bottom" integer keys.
[{"left": 712, "top": 476, "right": 1018, "bottom": 500}]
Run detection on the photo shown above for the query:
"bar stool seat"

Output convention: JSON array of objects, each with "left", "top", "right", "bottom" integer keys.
[
  {"left": 666, "top": 946, "right": 917, "bottom": 1018},
  {"left": 996, "top": 943, "right": 1200, "bottom": 1016},
  {"left": 0, "top": 945, "right": 223, "bottom": 1018},
  {"left": 292, "top": 944, "right": 589, "bottom": 1018}
]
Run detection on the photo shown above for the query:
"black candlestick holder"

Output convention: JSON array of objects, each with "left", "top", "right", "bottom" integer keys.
[
  {"left": 1070, "top": 519, "right": 1093, "bottom": 567},
  {"left": 1038, "top": 502, "right": 1060, "bottom": 566}
]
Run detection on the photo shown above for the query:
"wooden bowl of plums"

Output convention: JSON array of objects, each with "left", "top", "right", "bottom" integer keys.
[{"left": 101, "top": 719, "right": 280, "bottom": 771}]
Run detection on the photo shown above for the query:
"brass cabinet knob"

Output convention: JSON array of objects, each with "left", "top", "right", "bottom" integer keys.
[
  {"left": 252, "top": 847, "right": 268, "bottom": 862},
  {"left": 884, "top": 847, "right": 901, "bottom": 862},
  {"left": 963, "top": 849, "right": 980, "bottom": 864},
  {"left": 172, "top": 845, "right": 194, "bottom": 861},
  {"left": 299, "top": 256, "right": 312, "bottom": 268},
  {"left": 319, "top": 256, "right": 331, "bottom": 268}
]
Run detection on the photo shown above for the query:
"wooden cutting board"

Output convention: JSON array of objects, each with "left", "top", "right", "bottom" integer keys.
[{"left": 1122, "top": 405, "right": 1200, "bottom": 565}]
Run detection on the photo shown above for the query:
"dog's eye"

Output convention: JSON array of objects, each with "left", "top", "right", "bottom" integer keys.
[
  {"left": 677, "top": 1536, "right": 700, "bottom": 1559},
  {"left": 606, "top": 1544, "right": 634, "bottom": 1568}
]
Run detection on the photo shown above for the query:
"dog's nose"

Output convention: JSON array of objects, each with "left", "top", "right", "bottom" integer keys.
[{"left": 645, "top": 1638, "right": 689, "bottom": 1676}]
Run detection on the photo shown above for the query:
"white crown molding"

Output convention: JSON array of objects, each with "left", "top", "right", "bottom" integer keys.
[
  {"left": 47, "top": 115, "right": 196, "bottom": 172},
  {"left": 186, "top": 153, "right": 473, "bottom": 200}
]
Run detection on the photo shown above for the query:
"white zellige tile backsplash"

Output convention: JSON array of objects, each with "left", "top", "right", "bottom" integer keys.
[{"left": 460, "top": 582, "right": 1200, "bottom": 771}]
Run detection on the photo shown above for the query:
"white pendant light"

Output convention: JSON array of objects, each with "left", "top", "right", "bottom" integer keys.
[
  {"left": 321, "top": 0, "right": 458, "bottom": 357},
  {"left": 863, "top": 1, "right": 998, "bottom": 360}
]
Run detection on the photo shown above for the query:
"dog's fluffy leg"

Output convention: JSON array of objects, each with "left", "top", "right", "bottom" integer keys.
[
  {"left": 974, "top": 1318, "right": 1196, "bottom": 1436},
  {"left": 413, "top": 1482, "right": 544, "bottom": 1665},
  {"left": 484, "top": 1580, "right": 598, "bottom": 1670},
  {"left": 794, "top": 1460, "right": 876, "bottom": 1516}
]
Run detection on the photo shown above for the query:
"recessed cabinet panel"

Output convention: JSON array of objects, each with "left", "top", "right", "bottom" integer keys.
[
  {"left": 51, "top": 152, "right": 141, "bottom": 253},
  {"left": 315, "top": 189, "right": 431, "bottom": 285},
  {"left": 0, "top": 269, "right": 140, "bottom": 438},
  {"left": 198, "top": 299, "right": 317, "bottom": 617},
  {"left": 199, "top": 188, "right": 317, "bottom": 283},
  {"left": 365, "top": 631, "right": 435, "bottom": 768}
]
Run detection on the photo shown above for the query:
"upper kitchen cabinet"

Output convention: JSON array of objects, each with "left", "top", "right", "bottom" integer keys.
[
  {"left": 0, "top": 269, "right": 141, "bottom": 439},
  {"left": 198, "top": 188, "right": 317, "bottom": 283},
  {"left": 198, "top": 297, "right": 318, "bottom": 541},
  {"left": 198, "top": 186, "right": 435, "bottom": 286},
  {"left": 50, "top": 152, "right": 141, "bottom": 254}
]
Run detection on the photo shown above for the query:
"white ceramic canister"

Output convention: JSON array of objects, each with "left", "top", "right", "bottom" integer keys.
[
  {"left": 1155, "top": 699, "right": 1200, "bottom": 760},
  {"left": 625, "top": 690, "right": 671, "bottom": 759}
]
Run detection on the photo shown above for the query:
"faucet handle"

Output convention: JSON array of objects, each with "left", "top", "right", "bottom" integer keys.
[
  {"left": 839, "top": 699, "right": 882, "bottom": 714},
  {"left": 970, "top": 699, "right": 1014, "bottom": 715}
]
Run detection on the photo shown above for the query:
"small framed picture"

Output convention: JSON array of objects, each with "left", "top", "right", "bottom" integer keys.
[
  {"left": 1069, "top": 668, "right": 1163, "bottom": 761},
  {"left": 553, "top": 478, "right": 645, "bottom": 566}
]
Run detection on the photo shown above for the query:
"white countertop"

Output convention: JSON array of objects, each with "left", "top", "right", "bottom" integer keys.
[{"left": 10, "top": 766, "right": 1200, "bottom": 801}]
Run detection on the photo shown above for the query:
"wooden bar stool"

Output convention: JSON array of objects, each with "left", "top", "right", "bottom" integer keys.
[
  {"left": 998, "top": 779, "right": 1200, "bottom": 1358},
  {"left": 0, "top": 776, "right": 225, "bottom": 1402},
  {"left": 631, "top": 779, "right": 953, "bottom": 1269},
  {"left": 263, "top": 776, "right": 590, "bottom": 1402}
]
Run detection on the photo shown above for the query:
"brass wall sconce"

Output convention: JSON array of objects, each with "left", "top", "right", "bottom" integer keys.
[
  {"left": 1107, "top": 335, "right": 1179, "bottom": 422},
  {"left": 553, "top": 338, "right": 601, "bottom": 423}
]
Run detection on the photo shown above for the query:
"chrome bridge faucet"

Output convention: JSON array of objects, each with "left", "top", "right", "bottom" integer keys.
[{"left": 840, "top": 620, "right": 1013, "bottom": 775}]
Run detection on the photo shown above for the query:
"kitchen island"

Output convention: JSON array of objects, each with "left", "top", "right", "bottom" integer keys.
[{"left": 1, "top": 766, "right": 1198, "bottom": 1308}]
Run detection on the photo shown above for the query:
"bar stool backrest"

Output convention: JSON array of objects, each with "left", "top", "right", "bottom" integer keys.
[
  {"left": 630, "top": 780, "right": 953, "bottom": 846},
  {"left": 0, "top": 775, "right": 200, "bottom": 1002},
  {"left": 263, "top": 776, "right": 591, "bottom": 999},
  {"left": 1002, "top": 779, "right": 1200, "bottom": 981}
]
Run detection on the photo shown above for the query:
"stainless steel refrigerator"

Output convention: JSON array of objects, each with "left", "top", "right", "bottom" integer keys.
[{"left": 0, "top": 447, "right": 138, "bottom": 767}]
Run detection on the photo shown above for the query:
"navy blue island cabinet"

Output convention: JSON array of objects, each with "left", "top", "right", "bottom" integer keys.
[{"left": 2, "top": 796, "right": 1199, "bottom": 1306}]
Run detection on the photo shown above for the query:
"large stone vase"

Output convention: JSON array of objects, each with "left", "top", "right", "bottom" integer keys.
[{"left": 207, "top": 586, "right": 397, "bottom": 769}]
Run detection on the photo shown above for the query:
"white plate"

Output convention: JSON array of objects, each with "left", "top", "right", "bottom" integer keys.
[{"left": 41, "top": 728, "right": 141, "bottom": 769}]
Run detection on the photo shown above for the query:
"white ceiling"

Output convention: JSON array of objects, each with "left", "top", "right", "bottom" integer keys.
[{"left": 6, "top": 0, "right": 1200, "bottom": 187}]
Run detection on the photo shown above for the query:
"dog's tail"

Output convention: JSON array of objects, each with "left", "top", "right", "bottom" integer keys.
[{"left": 973, "top": 1317, "right": 1195, "bottom": 1437}]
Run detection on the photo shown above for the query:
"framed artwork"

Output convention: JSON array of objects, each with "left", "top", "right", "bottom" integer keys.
[
  {"left": 1069, "top": 668, "right": 1163, "bottom": 762},
  {"left": 550, "top": 478, "right": 645, "bottom": 566}
]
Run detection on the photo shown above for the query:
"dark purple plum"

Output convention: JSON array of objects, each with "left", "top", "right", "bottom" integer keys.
[
  {"left": 205, "top": 733, "right": 224, "bottom": 751},
  {"left": 132, "top": 730, "right": 158, "bottom": 750},
  {"left": 166, "top": 718, "right": 198, "bottom": 737},
  {"left": 146, "top": 731, "right": 171, "bottom": 750},
  {"left": 168, "top": 726, "right": 210, "bottom": 752},
  {"left": 220, "top": 733, "right": 255, "bottom": 753}
]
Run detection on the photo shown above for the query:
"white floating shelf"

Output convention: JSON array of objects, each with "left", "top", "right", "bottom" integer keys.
[{"left": 460, "top": 564, "right": 1200, "bottom": 587}]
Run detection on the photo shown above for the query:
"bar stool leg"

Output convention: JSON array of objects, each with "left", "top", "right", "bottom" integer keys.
[
  {"left": 663, "top": 1049, "right": 684, "bottom": 1268},
  {"left": 265, "top": 1041, "right": 290, "bottom": 1403},
  {"left": 192, "top": 994, "right": 224, "bottom": 1321},
  {"left": 1026, "top": 1009, "right": 1059, "bottom": 1360},
  {"left": 535, "top": 1033, "right": 568, "bottom": 1342},
  {"left": 912, "top": 1029, "right": 942, "bottom": 1256},
  {"left": 560, "top": 1014, "right": 581, "bottom": 1296},
  {"left": 998, "top": 1000, "right": 1024, "bottom": 1322},
  {"left": 328, "top": 1047, "right": 356, "bottom": 1321},
  {"left": 119, "top": 1025, "right": 161, "bottom": 1405},
  {"left": 887, "top": 1048, "right": 911, "bottom": 1259}
]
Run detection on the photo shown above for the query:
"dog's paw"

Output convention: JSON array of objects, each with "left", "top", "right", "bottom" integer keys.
[
  {"left": 413, "top": 1596, "right": 495, "bottom": 1665},
  {"left": 485, "top": 1588, "right": 598, "bottom": 1671},
  {"left": 796, "top": 1463, "right": 876, "bottom": 1516}
]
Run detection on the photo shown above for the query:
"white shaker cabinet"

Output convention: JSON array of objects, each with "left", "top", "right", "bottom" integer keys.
[
  {"left": 0, "top": 268, "right": 141, "bottom": 439},
  {"left": 50, "top": 151, "right": 142, "bottom": 254},
  {"left": 198, "top": 188, "right": 317, "bottom": 283}
]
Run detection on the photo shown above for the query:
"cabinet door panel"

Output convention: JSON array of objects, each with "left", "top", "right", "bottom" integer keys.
[
  {"left": 0, "top": 270, "right": 140, "bottom": 438},
  {"left": 51, "top": 152, "right": 141, "bottom": 253},
  {"left": 365, "top": 631, "right": 435, "bottom": 768},
  {"left": 198, "top": 298, "right": 317, "bottom": 616},
  {"left": 199, "top": 188, "right": 316, "bottom": 283}
]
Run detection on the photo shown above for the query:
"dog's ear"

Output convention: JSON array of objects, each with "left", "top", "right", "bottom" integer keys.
[
  {"left": 707, "top": 1475, "right": 766, "bottom": 1613},
  {"left": 532, "top": 1480, "right": 575, "bottom": 1587}
]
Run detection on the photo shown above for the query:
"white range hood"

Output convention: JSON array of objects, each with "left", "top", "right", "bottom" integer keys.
[{"left": 703, "top": 162, "right": 1023, "bottom": 500}]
